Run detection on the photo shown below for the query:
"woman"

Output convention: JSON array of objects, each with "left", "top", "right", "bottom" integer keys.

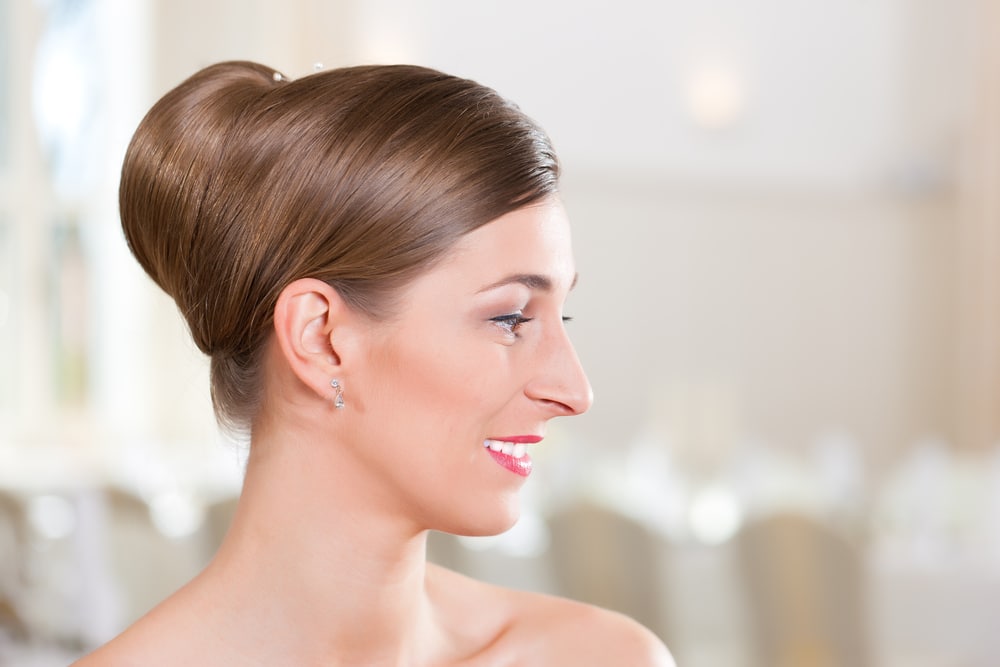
[{"left": 76, "top": 61, "right": 673, "bottom": 666}]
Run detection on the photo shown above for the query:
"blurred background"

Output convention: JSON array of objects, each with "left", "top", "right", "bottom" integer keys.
[{"left": 1, "top": 0, "right": 999, "bottom": 665}]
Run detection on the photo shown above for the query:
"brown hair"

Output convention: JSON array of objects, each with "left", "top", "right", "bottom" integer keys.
[{"left": 120, "top": 61, "right": 560, "bottom": 432}]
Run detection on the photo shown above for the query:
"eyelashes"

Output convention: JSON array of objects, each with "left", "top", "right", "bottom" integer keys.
[
  {"left": 489, "top": 313, "right": 574, "bottom": 337},
  {"left": 490, "top": 313, "right": 534, "bottom": 336}
]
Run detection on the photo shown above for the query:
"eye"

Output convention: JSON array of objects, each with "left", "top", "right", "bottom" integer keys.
[{"left": 490, "top": 312, "right": 534, "bottom": 336}]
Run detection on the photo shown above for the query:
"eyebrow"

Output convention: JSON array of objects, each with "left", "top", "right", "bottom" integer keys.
[{"left": 477, "top": 272, "right": 579, "bottom": 294}]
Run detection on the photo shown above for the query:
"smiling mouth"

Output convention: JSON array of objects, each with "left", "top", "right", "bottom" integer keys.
[
  {"left": 483, "top": 439, "right": 534, "bottom": 477},
  {"left": 484, "top": 439, "right": 529, "bottom": 458}
]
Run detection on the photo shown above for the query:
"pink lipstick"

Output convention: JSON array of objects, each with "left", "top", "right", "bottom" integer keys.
[{"left": 483, "top": 436, "right": 541, "bottom": 477}]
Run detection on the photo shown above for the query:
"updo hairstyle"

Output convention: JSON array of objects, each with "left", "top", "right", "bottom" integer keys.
[{"left": 119, "top": 61, "right": 559, "bottom": 432}]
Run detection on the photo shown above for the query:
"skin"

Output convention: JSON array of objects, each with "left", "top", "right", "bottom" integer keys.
[{"left": 73, "top": 199, "right": 675, "bottom": 667}]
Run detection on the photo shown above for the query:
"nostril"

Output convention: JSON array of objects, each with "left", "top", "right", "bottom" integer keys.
[
  {"left": 538, "top": 385, "right": 591, "bottom": 417},
  {"left": 543, "top": 398, "right": 577, "bottom": 416}
]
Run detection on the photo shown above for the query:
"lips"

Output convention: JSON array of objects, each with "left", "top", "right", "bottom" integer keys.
[{"left": 483, "top": 436, "right": 541, "bottom": 477}]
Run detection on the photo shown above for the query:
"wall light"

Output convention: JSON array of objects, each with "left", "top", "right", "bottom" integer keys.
[{"left": 684, "top": 63, "right": 747, "bottom": 130}]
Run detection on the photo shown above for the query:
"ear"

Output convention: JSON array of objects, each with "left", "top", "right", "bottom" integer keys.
[{"left": 272, "top": 278, "right": 355, "bottom": 400}]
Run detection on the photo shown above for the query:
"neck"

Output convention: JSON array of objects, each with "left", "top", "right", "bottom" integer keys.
[{"left": 197, "top": 426, "right": 446, "bottom": 666}]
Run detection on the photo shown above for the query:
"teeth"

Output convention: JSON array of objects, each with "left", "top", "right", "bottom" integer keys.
[{"left": 483, "top": 439, "right": 528, "bottom": 458}]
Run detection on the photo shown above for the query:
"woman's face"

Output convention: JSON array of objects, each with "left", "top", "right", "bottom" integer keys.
[{"left": 345, "top": 198, "right": 592, "bottom": 536}]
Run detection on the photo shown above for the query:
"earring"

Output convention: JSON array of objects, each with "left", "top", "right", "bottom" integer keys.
[{"left": 330, "top": 379, "right": 345, "bottom": 409}]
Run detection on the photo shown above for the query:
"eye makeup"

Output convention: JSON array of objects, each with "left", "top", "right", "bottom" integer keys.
[{"left": 489, "top": 312, "right": 534, "bottom": 336}]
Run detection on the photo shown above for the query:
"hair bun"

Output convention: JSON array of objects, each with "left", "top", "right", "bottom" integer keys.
[{"left": 120, "top": 61, "right": 281, "bottom": 355}]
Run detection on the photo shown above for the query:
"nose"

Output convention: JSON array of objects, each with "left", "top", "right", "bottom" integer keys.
[{"left": 524, "top": 325, "right": 593, "bottom": 417}]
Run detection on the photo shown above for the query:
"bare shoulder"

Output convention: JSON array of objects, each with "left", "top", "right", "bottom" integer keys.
[
  {"left": 67, "top": 581, "right": 216, "bottom": 667},
  {"left": 69, "top": 628, "right": 151, "bottom": 667},
  {"left": 430, "top": 565, "right": 676, "bottom": 667},
  {"left": 514, "top": 591, "right": 675, "bottom": 667}
]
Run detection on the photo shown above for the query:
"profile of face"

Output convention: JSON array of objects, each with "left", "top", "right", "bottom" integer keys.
[
  {"left": 339, "top": 198, "right": 593, "bottom": 536},
  {"left": 120, "top": 62, "right": 582, "bottom": 539}
]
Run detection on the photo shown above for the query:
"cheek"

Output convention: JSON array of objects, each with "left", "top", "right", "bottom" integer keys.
[
  {"left": 381, "top": 334, "right": 510, "bottom": 418},
  {"left": 413, "top": 344, "right": 485, "bottom": 407}
]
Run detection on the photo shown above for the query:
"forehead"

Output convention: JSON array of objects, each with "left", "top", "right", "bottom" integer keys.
[{"left": 442, "top": 199, "right": 576, "bottom": 287}]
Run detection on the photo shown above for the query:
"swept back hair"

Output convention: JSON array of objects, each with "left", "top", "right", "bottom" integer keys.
[{"left": 120, "top": 61, "right": 560, "bottom": 431}]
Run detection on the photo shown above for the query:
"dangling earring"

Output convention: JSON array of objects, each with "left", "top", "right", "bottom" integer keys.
[{"left": 330, "top": 379, "right": 345, "bottom": 409}]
